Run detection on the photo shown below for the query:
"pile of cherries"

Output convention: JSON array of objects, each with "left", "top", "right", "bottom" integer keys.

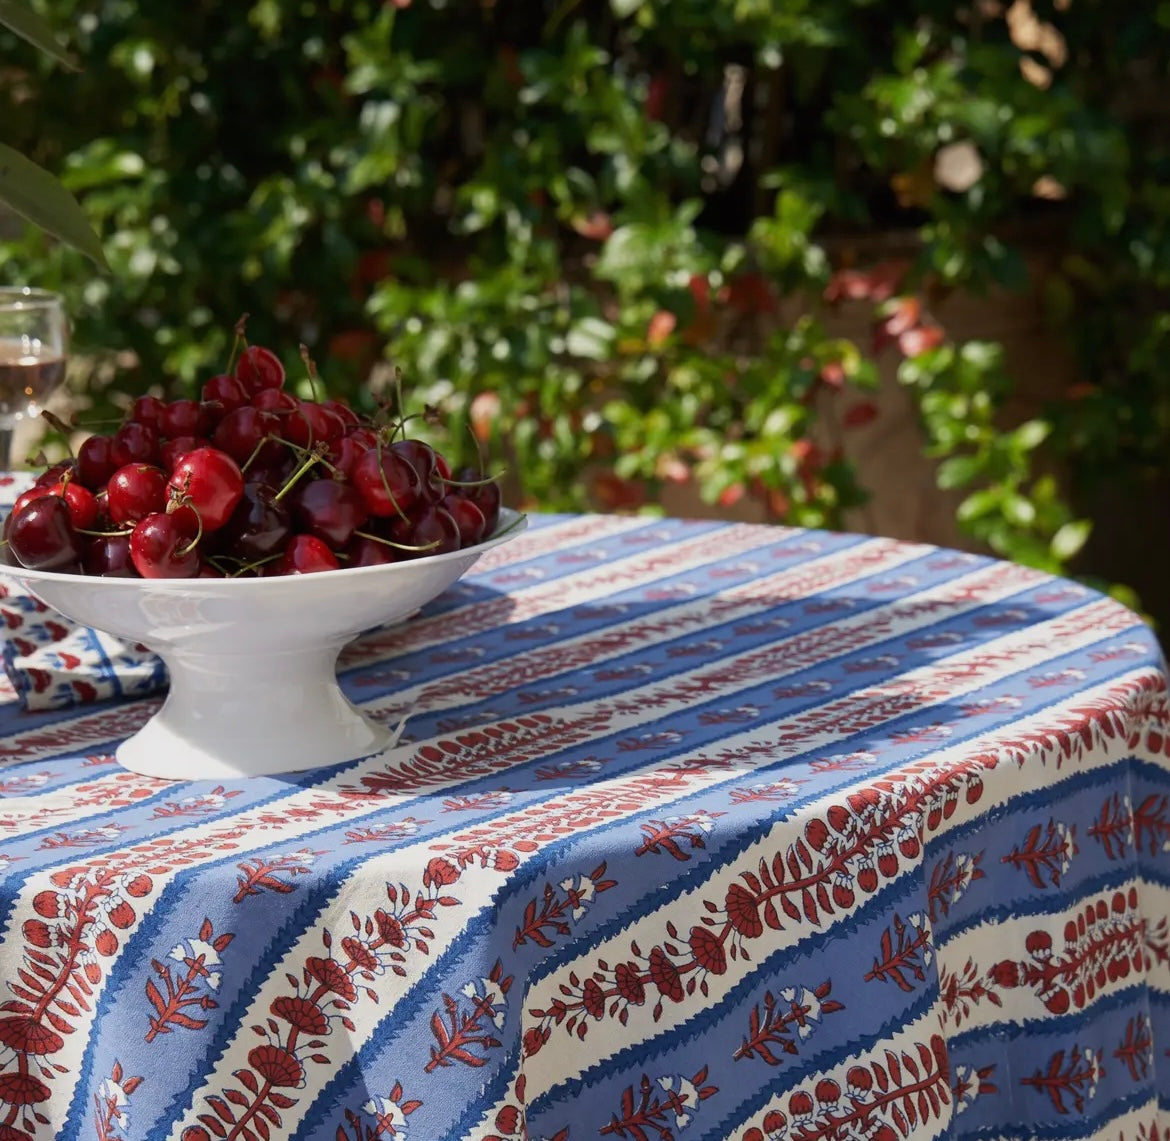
[{"left": 1, "top": 341, "right": 501, "bottom": 578}]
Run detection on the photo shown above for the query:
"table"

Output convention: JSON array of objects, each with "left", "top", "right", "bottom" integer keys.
[{"left": 1, "top": 510, "right": 1169, "bottom": 1141}]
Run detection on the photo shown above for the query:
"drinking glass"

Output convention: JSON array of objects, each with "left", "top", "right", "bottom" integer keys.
[{"left": 0, "top": 288, "right": 69, "bottom": 472}]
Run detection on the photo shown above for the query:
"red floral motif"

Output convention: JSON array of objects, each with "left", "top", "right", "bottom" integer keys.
[
  {"left": 513, "top": 863, "right": 616, "bottom": 949},
  {"left": 1115, "top": 1013, "right": 1153, "bottom": 1082},
  {"left": 865, "top": 913, "right": 933, "bottom": 993},
  {"left": 1021, "top": 1046, "right": 1104, "bottom": 1114},
  {"left": 427, "top": 961, "right": 513, "bottom": 1071},
  {"left": 93, "top": 1060, "right": 142, "bottom": 1141},
  {"left": 1002, "top": 819, "right": 1077, "bottom": 888},
  {"left": 601, "top": 1067, "right": 717, "bottom": 1140},
  {"left": 635, "top": 811, "right": 724, "bottom": 861},
  {"left": 232, "top": 849, "right": 320, "bottom": 903},
  {"left": 989, "top": 888, "right": 1169, "bottom": 1014},
  {"left": 742, "top": 1036, "right": 951, "bottom": 1141},
  {"left": 939, "top": 957, "right": 1002, "bottom": 1029},
  {"left": 926, "top": 850, "right": 983, "bottom": 921},
  {"left": 335, "top": 1083, "right": 422, "bottom": 1141},
  {"left": 145, "top": 918, "right": 234, "bottom": 1042},
  {"left": 734, "top": 980, "right": 843, "bottom": 1065}
]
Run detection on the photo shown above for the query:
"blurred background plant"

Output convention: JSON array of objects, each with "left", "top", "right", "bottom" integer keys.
[{"left": 1, "top": 0, "right": 1166, "bottom": 621}]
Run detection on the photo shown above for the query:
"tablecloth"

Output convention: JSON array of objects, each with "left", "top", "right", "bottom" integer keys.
[{"left": 1, "top": 510, "right": 1169, "bottom": 1141}]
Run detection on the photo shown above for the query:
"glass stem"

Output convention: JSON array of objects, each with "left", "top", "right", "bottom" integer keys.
[{"left": 0, "top": 422, "right": 13, "bottom": 474}]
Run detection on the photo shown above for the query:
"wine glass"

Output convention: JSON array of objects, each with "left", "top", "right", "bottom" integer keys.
[{"left": 0, "top": 288, "right": 69, "bottom": 473}]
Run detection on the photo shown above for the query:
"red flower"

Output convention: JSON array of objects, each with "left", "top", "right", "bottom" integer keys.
[
  {"left": 0, "top": 1016, "right": 63, "bottom": 1055},
  {"left": 688, "top": 926, "right": 727, "bottom": 975},
  {"left": 989, "top": 960, "right": 1019, "bottom": 987},
  {"left": 181, "top": 1129, "right": 211, "bottom": 1141},
  {"left": 342, "top": 936, "right": 380, "bottom": 972},
  {"left": 495, "top": 1106, "right": 521, "bottom": 1135},
  {"left": 123, "top": 873, "right": 153, "bottom": 897},
  {"left": 648, "top": 947, "right": 684, "bottom": 1002},
  {"left": 305, "top": 956, "right": 357, "bottom": 1001},
  {"left": 581, "top": 978, "right": 605, "bottom": 1019},
  {"left": 614, "top": 962, "right": 645, "bottom": 1005},
  {"left": 21, "top": 919, "right": 53, "bottom": 948},
  {"left": 374, "top": 910, "right": 405, "bottom": 948},
  {"left": 424, "top": 857, "right": 460, "bottom": 888},
  {"left": 95, "top": 928, "right": 118, "bottom": 956},
  {"left": 522, "top": 1027, "right": 546, "bottom": 1057},
  {"left": 32, "top": 890, "right": 64, "bottom": 919},
  {"left": 271, "top": 995, "right": 328, "bottom": 1036},
  {"left": 106, "top": 900, "right": 136, "bottom": 929},
  {"left": 0, "top": 1127, "right": 34, "bottom": 1141},
  {"left": 246, "top": 1044, "right": 304, "bottom": 1088},
  {"left": 726, "top": 883, "right": 763, "bottom": 938},
  {"left": 0, "top": 1072, "right": 51, "bottom": 1105}
]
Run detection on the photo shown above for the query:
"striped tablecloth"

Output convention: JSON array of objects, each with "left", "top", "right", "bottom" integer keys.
[{"left": 1, "top": 510, "right": 1168, "bottom": 1141}]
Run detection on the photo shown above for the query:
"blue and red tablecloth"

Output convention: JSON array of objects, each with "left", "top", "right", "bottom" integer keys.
[{"left": 1, "top": 496, "right": 1168, "bottom": 1141}]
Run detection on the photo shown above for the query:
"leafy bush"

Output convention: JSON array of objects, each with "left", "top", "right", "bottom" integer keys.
[{"left": 2, "top": 0, "right": 1166, "bottom": 594}]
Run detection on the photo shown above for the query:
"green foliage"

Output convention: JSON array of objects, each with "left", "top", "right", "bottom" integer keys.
[{"left": 2, "top": 0, "right": 1167, "bottom": 584}]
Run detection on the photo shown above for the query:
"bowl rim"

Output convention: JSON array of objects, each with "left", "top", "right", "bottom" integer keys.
[{"left": 0, "top": 507, "right": 527, "bottom": 591}]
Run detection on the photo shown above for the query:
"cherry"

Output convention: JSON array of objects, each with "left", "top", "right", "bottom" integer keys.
[
  {"left": 236, "top": 345, "right": 285, "bottom": 396},
  {"left": 286, "top": 401, "right": 345, "bottom": 449},
  {"left": 129, "top": 512, "right": 200, "bottom": 578},
  {"left": 291, "top": 478, "right": 369, "bottom": 549},
  {"left": 166, "top": 447, "right": 245, "bottom": 533},
  {"left": 326, "top": 435, "right": 367, "bottom": 480},
  {"left": 212, "top": 406, "right": 281, "bottom": 466},
  {"left": 251, "top": 388, "right": 299, "bottom": 414},
  {"left": 441, "top": 493, "right": 487, "bottom": 547},
  {"left": 107, "top": 464, "right": 169, "bottom": 525},
  {"left": 343, "top": 533, "right": 398, "bottom": 567},
  {"left": 129, "top": 395, "right": 166, "bottom": 431},
  {"left": 201, "top": 374, "right": 248, "bottom": 415},
  {"left": 110, "top": 421, "right": 160, "bottom": 468},
  {"left": 159, "top": 399, "right": 206, "bottom": 441},
  {"left": 273, "top": 533, "right": 338, "bottom": 575},
  {"left": 352, "top": 447, "right": 422, "bottom": 517},
  {"left": 48, "top": 481, "right": 99, "bottom": 531},
  {"left": 160, "top": 435, "right": 208, "bottom": 473},
  {"left": 390, "top": 438, "right": 446, "bottom": 501},
  {"left": 84, "top": 533, "right": 137, "bottom": 577},
  {"left": 6, "top": 495, "right": 82, "bottom": 571},
  {"left": 214, "top": 483, "right": 290, "bottom": 562},
  {"left": 3, "top": 486, "right": 48, "bottom": 544},
  {"left": 76, "top": 435, "right": 117, "bottom": 490},
  {"left": 322, "top": 398, "right": 360, "bottom": 428},
  {"left": 386, "top": 504, "right": 461, "bottom": 558},
  {"left": 453, "top": 467, "right": 501, "bottom": 532},
  {"left": 346, "top": 426, "right": 378, "bottom": 450},
  {"left": 33, "top": 459, "right": 75, "bottom": 489}
]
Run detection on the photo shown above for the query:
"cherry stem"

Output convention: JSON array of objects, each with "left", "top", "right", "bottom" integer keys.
[
  {"left": 373, "top": 436, "right": 410, "bottom": 523},
  {"left": 69, "top": 414, "right": 123, "bottom": 429},
  {"left": 272, "top": 445, "right": 326, "bottom": 503},
  {"left": 227, "top": 552, "right": 284, "bottom": 577},
  {"left": 441, "top": 471, "right": 505, "bottom": 489},
  {"left": 77, "top": 526, "right": 133, "bottom": 537},
  {"left": 299, "top": 343, "right": 323, "bottom": 404},
  {"left": 39, "top": 410, "right": 76, "bottom": 458},
  {"left": 353, "top": 529, "right": 441, "bottom": 553},
  {"left": 488, "top": 511, "right": 527, "bottom": 541},
  {"left": 178, "top": 505, "right": 205, "bottom": 556},
  {"left": 227, "top": 313, "right": 249, "bottom": 373}
]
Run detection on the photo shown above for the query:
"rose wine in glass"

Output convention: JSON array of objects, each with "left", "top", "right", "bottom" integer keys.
[{"left": 0, "top": 288, "right": 69, "bottom": 472}]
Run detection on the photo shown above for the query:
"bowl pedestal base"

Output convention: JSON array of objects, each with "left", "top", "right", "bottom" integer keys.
[{"left": 115, "top": 642, "right": 396, "bottom": 781}]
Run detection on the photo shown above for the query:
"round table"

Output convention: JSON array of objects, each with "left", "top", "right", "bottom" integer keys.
[{"left": 0, "top": 509, "right": 1167, "bottom": 1141}]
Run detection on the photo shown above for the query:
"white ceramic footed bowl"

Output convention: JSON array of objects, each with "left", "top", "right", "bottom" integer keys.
[{"left": 0, "top": 509, "right": 526, "bottom": 780}]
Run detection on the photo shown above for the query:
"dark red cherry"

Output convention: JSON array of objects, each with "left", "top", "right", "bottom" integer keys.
[
  {"left": 129, "top": 512, "right": 200, "bottom": 578},
  {"left": 107, "top": 464, "right": 169, "bottom": 525},
  {"left": 235, "top": 345, "right": 285, "bottom": 396},
  {"left": 343, "top": 533, "right": 398, "bottom": 567},
  {"left": 33, "top": 459, "right": 75, "bottom": 489},
  {"left": 390, "top": 504, "right": 461, "bottom": 558},
  {"left": 159, "top": 399, "right": 206, "bottom": 441},
  {"left": 84, "top": 533, "right": 137, "bottom": 577},
  {"left": 214, "top": 483, "right": 290, "bottom": 562},
  {"left": 352, "top": 448, "right": 421, "bottom": 517},
  {"left": 160, "top": 435, "right": 208, "bottom": 473},
  {"left": 201, "top": 374, "right": 248, "bottom": 415},
  {"left": 48, "top": 481, "right": 99, "bottom": 531},
  {"left": 129, "top": 395, "right": 166, "bottom": 430},
  {"left": 110, "top": 421, "right": 160, "bottom": 468},
  {"left": 166, "top": 447, "right": 244, "bottom": 533},
  {"left": 273, "top": 533, "right": 339, "bottom": 575},
  {"left": 286, "top": 401, "right": 345, "bottom": 449},
  {"left": 291, "top": 479, "right": 369, "bottom": 549},
  {"left": 441, "top": 493, "right": 487, "bottom": 547},
  {"left": 212, "top": 406, "right": 281, "bottom": 466},
  {"left": 326, "top": 435, "right": 367, "bottom": 480},
  {"left": 76, "top": 435, "right": 116, "bottom": 490},
  {"left": 322, "top": 398, "right": 360, "bottom": 428},
  {"left": 251, "top": 388, "right": 298, "bottom": 414},
  {"left": 454, "top": 468, "right": 501, "bottom": 533},
  {"left": 7, "top": 495, "right": 82, "bottom": 571}
]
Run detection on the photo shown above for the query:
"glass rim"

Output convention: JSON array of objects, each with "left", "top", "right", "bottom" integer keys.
[{"left": 0, "top": 287, "right": 63, "bottom": 311}]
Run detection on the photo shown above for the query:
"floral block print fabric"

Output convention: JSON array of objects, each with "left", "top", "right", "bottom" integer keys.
[
  {"left": 0, "top": 509, "right": 1168, "bottom": 1141},
  {"left": 0, "top": 475, "right": 166, "bottom": 711}
]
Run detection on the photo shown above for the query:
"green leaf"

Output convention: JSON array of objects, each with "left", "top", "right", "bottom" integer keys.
[
  {"left": 1014, "top": 419, "right": 1051, "bottom": 451},
  {"left": 610, "top": 0, "right": 645, "bottom": 16},
  {"left": 0, "top": 144, "right": 107, "bottom": 269},
  {"left": 566, "top": 317, "right": 615, "bottom": 361},
  {"left": 936, "top": 454, "right": 982, "bottom": 490},
  {"left": 1050, "top": 519, "right": 1092, "bottom": 562},
  {"left": 0, "top": 0, "right": 75, "bottom": 69}
]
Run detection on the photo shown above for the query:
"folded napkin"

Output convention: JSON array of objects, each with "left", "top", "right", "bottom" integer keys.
[{"left": 1, "top": 473, "right": 169, "bottom": 711}]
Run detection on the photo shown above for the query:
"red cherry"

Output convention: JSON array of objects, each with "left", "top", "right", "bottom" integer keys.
[
  {"left": 352, "top": 448, "right": 421, "bottom": 517},
  {"left": 159, "top": 399, "right": 206, "bottom": 441},
  {"left": 166, "top": 447, "right": 245, "bottom": 533},
  {"left": 343, "top": 534, "right": 398, "bottom": 567},
  {"left": 251, "top": 388, "right": 299, "bottom": 414},
  {"left": 6, "top": 495, "right": 82, "bottom": 571},
  {"left": 160, "top": 435, "right": 209, "bottom": 473},
  {"left": 291, "top": 478, "right": 369, "bottom": 549},
  {"left": 441, "top": 493, "right": 487, "bottom": 546},
  {"left": 76, "top": 435, "right": 117, "bottom": 490},
  {"left": 107, "top": 464, "right": 169, "bottom": 525},
  {"left": 7, "top": 485, "right": 50, "bottom": 528},
  {"left": 212, "top": 406, "right": 281, "bottom": 466},
  {"left": 110, "top": 421, "right": 160, "bottom": 468},
  {"left": 33, "top": 459, "right": 75, "bottom": 489},
  {"left": 453, "top": 468, "right": 501, "bottom": 533},
  {"left": 201, "top": 374, "right": 248, "bottom": 415},
  {"left": 130, "top": 395, "right": 166, "bottom": 430},
  {"left": 235, "top": 345, "right": 285, "bottom": 396},
  {"left": 286, "top": 401, "right": 345, "bottom": 449},
  {"left": 213, "top": 483, "right": 290, "bottom": 562},
  {"left": 389, "top": 504, "right": 461, "bottom": 558},
  {"left": 273, "top": 534, "right": 339, "bottom": 575},
  {"left": 326, "top": 435, "right": 367, "bottom": 479},
  {"left": 84, "top": 533, "right": 137, "bottom": 577},
  {"left": 129, "top": 512, "right": 201, "bottom": 578},
  {"left": 322, "top": 398, "right": 360, "bottom": 428},
  {"left": 48, "top": 481, "right": 99, "bottom": 530}
]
